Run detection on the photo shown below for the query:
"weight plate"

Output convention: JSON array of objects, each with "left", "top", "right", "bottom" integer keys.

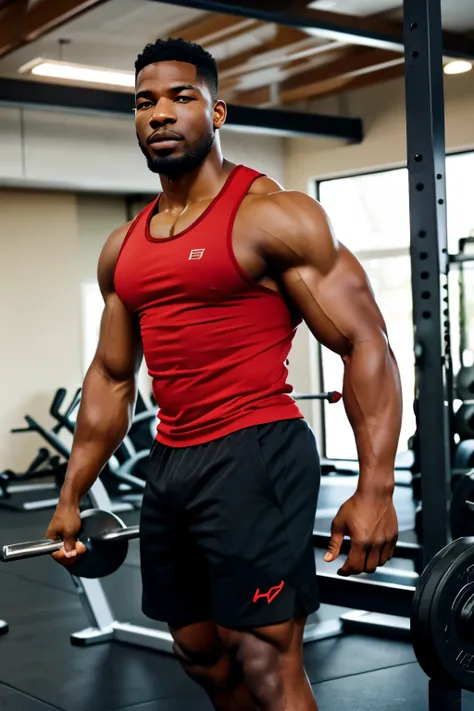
[
  {"left": 454, "top": 441, "right": 474, "bottom": 470},
  {"left": 456, "top": 365, "right": 474, "bottom": 401},
  {"left": 71, "top": 509, "right": 129, "bottom": 579},
  {"left": 450, "top": 472, "right": 474, "bottom": 539},
  {"left": 412, "top": 537, "right": 474, "bottom": 690}
]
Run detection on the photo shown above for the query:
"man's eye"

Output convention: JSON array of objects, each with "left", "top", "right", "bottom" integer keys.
[
  {"left": 175, "top": 96, "right": 193, "bottom": 102},
  {"left": 136, "top": 102, "right": 153, "bottom": 110}
]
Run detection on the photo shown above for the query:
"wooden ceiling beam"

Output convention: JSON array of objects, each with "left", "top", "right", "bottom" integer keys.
[
  {"left": 0, "top": 0, "right": 27, "bottom": 56},
  {"left": 303, "top": 62, "right": 405, "bottom": 101},
  {"left": 0, "top": 0, "right": 110, "bottom": 58},
  {"left": 279, "top": 47, "right": 401, "bottom": 95},
  {"left": 231, "top": 47, "right": 405, "bottom": 106},
  {"left": 216, "top": 26, "right": 311, "bottom": 75},
  {"left": 278, "top": 50, "right": 404, "bottom": 105},
  {"left": 229, "top": 84, "right": 272, "bottom": 106},
  {"left": 174, "top": 12, "right": 262, "bottom": 46}
]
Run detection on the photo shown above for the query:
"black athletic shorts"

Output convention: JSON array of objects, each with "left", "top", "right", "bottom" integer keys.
[{"left": 140, "top": 418, "right": 321, "bottom": 629}]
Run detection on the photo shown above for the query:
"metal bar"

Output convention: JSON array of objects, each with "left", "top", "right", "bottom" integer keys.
[
  {"left": 71, "top": 576, "right": 116, "bottom": 633},
  {"left": 293, "top": 391, "right": 341, "bottom": 402},
  {"left": 317, "top": 571, "right": 414, "bottom": 618},
  {"left": 313, "top": 531, "right": 420, "bottom": 561},
  {"left": 0, "top": 79, "right": 363, "bottom": 143},
  {"left": 449, "top": 254, "right": 474, "bottom": 264},
  {"left": 113, "top": 623, "right": 174, "bottom": 654},
  {"left": 403, "top": 0, "right": 452, "bottom": 564},
  {"left": 147, "top": 0, "right": 474, "bottom": 60},
  {"left": 101, "top": 526, "right": 139, "bottom": 542},
  {"left": 2, "top": 539, "right": 63, "bottom": 561},
  {"left": 341, "top": 611, "right": 411, "bottom": 641}
]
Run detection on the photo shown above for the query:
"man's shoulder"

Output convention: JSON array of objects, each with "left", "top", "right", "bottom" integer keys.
[
  {"left": 97, "top": 221, "right": 134, "bottom": 296},
  {"left": 244, "top": 184, "right": 326, "bottom": 232}
]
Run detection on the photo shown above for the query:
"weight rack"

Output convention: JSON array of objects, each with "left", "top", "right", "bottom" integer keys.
[{"left": 404, "top": 0, "right": 461, "bottom": 707}]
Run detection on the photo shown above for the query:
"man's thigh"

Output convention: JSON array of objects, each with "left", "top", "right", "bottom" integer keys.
[{"left": 191, "top": 419, "right": 321, "bottom": 629}]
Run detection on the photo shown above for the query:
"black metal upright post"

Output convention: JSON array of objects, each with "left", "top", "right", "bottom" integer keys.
[{"left": 403, "top": 0, "right": 451, "bottom": 565}]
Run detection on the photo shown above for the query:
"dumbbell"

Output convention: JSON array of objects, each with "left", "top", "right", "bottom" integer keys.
[{"left": 1, "top": 509, "right": 138, "bottom": 579}]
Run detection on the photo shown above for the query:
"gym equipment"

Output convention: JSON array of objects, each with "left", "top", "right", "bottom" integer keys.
[
  {"left": 412, "top": 536, "right": 474, "bottom": 692},
  {"left": 28, "top": 404, "right": 145, "bottom": 508},
  {"left": 49, "top": 387, "right": 82, "bottom": 433},
  {"left": 50, "top": 387, "right": 153, "bottom": 492},
  {"left": 450, "top": 471, "right": 474, "bottom": 540},
  {"left": 455, "top": 403, "right": 474, "bottom": 441},
  {"left": 0, "top": 415, "right": 68, "bottom": 512},
  {"left": 293, "top": 391, "right": 342, "bottom": 403},
  {"left": 456, "top": 365, "right": 474, "bottom": 402},
  {"left": 454, "top": 440, "right": 474, "bottom": 469},
  {"left": 2, "top": 508, "right": 137, "bottom": 579}
]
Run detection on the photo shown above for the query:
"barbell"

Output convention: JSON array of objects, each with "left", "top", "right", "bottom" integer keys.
[
  {"left": 3, "top": 507, "right": 474, "bottom": 693},
  {"left": 1, "top": 509, "right": 139, "bottom": 579}
]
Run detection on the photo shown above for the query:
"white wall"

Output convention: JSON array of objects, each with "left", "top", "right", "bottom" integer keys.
[
  {"left": 0, "top": 190, "right": 82, "bottom": 471},
  {"left": 0, "top": 106, "right": 286, "bottom": 193},
  {"left": 285, "top": 71, "right": 474, "bottom": 190}
]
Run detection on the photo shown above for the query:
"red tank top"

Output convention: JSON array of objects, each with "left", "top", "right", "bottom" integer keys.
[{"left": 114, "top": 164, "right": 303, "bottom": 446}]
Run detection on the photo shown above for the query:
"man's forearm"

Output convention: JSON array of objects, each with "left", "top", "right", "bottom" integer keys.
[
  {"left": 60, "top": 363, "right": 136, "bottom": 505},
  {"left": 341, "top": 338, "right": 403, "bottom": 494}
]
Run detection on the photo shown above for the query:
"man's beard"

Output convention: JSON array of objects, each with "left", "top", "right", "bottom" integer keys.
[{"left": 138, "top": 131, "right": 215, "bottom": 179}]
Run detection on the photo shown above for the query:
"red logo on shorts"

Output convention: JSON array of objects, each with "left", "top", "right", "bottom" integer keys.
[{"left": 253, "top": 581, "right": 285, "bottom": 604}]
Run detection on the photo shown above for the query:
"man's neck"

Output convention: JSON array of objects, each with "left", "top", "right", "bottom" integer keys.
[{"left": 159, "top": 150, "right": 234, "bottom": 211}]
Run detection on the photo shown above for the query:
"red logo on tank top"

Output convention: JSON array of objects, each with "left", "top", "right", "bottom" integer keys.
[
  {"left": 189, "top": 249, "right": 205, "bottom": 260},
  {"left": 253, "top": 581, "right": 285, "bottom": 604}
]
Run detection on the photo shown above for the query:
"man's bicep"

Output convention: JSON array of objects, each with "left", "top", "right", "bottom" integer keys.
[
  {"left": 257, "top": 191, "right": 388, "bottom": 352},
  {"left": 283, "top": 245, "right": 389, "bottom": 354}
]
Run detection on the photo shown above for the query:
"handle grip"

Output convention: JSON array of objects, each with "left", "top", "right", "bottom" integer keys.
[{"left": 2, "top": 539, "right": 64, "bottom": 561}]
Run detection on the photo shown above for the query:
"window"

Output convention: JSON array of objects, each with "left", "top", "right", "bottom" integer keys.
[{"left": 317, "top": 151, "right": 474, "bottom": 460}]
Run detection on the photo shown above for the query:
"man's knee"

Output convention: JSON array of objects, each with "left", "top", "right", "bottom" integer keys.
[
  {"left": 238, "top": 635, "right": 282, "bottom": 704},
  {"left": 236, "top": 620, "right": 305, "bottom": 706},
  {"left": 172, "top": 635, "right": 239, "bottom": 691}
]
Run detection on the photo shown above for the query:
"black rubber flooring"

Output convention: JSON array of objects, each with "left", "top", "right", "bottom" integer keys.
[{"left": 0, "top": 478, "right": 471, "bottom": 710}]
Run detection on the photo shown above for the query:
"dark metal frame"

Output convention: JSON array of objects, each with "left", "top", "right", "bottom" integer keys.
[
  {"left": 404, "top": 1, "right": 458, "bottom": 705},
  {"left": 148, "top": 0, "right": 474, "bottom": 60},
  {"left": 0, "top": 78, "right": 363, "bottom": 143},
  {"left": 403, "top": 0, "right": 452, "bottom": 566}
]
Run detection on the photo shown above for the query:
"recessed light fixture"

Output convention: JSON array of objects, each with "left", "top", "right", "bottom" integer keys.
[
  {"left": 19, "top": 58, "right": 135, "bottom": 88},
  {"left": 443, "top": 60, "right": 472, "bottom": 75},
  {"left": 307, "top": 0, "right": 338, "bottom": 9}
]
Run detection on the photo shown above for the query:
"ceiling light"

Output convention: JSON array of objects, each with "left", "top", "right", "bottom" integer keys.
[
  {"left": 19, "top": 58, "right": 135, "bottom": 88},
  {"left": 443, "top": 60, "right": 472, "bottom": 75},
  {"left": 307, "top": 0, "right": 337, "bottom": 8}
]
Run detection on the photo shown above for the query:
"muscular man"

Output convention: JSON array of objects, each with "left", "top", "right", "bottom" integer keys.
[{"left": 45, "top": 37, "right": 402, "bottom": 711}]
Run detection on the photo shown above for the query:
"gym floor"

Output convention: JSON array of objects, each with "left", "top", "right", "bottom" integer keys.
[{"left": 1, "top": 478, "right": 473, "bottom": 711}]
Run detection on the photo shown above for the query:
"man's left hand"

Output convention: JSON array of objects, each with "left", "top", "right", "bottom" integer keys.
[{"left": 324, "top": 490, "right": 399, "bottom": 576}]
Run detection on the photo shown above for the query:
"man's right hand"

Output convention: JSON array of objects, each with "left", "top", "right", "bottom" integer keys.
[{"left": 44, "top": 503, "right": 87, "bottom": 567}]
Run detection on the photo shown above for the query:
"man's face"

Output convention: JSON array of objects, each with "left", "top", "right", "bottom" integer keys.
[{"left": 135, "top": 61, "right": 222, "bottom": 178}]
